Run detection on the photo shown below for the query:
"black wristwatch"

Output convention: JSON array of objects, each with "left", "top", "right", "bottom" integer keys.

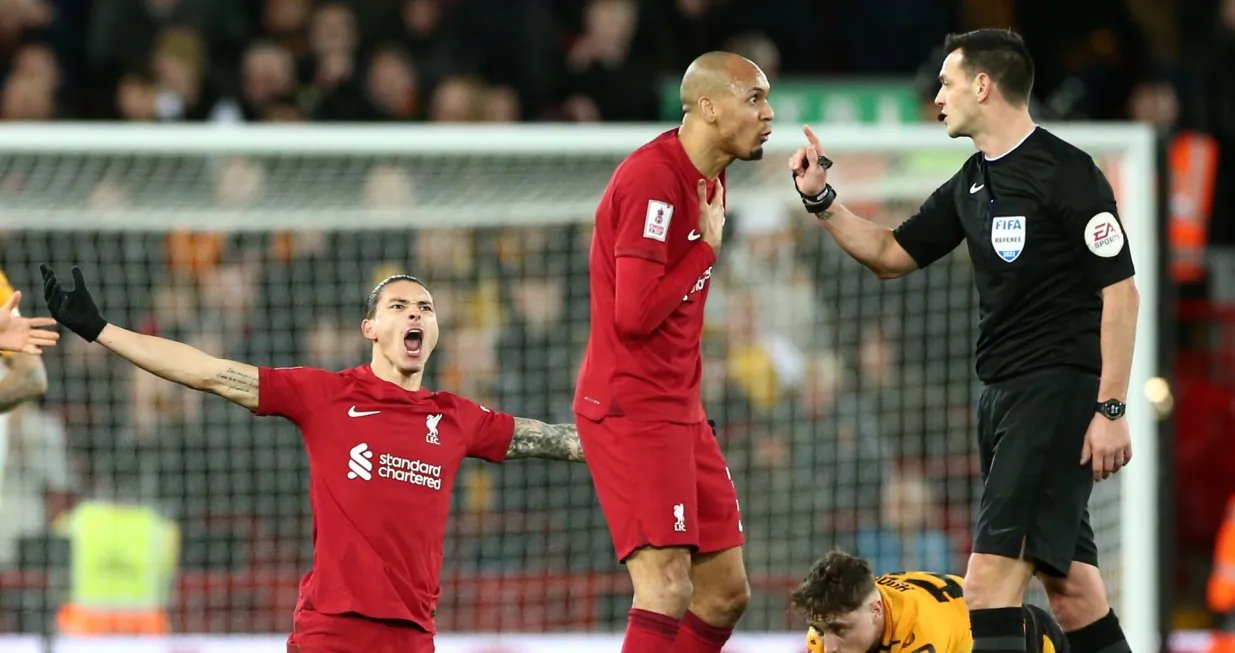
[{"left": 1095, "top": 399, "right": 1126, "bottom": 421}]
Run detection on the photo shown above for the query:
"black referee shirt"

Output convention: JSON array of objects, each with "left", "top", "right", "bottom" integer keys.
[{"left": 892, "top": 127, "right": 1136, "bottom": 383}]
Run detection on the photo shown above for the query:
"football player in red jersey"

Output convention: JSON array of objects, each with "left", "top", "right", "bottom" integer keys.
[
  {"left": 40, "top": 265, "right": 585, "bottom": 653},
  {"left": 573, "top": 51, "right": 774, "bottom": 653}
]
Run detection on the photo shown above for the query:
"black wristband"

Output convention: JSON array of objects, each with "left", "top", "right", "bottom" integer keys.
[{"left": 800, "top": 184, "right": 837, "bottom": 215}]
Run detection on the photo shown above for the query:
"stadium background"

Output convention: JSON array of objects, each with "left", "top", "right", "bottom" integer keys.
[{"left": 0, "top": 0, "right": 1230, "bottom": 651}]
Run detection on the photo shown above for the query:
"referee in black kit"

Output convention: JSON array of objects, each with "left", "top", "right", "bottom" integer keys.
[{"left": 789, "top": 28, "right": 1138, "bottom": 653}]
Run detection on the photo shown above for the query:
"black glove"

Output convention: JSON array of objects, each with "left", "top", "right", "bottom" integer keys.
[{"left": 40, "top": 265, "right": 107, "bottom": 342}]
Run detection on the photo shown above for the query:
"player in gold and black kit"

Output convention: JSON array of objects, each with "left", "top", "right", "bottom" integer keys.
[{"left": 794, "top": 550, "right": 1069, "bottom": 653}]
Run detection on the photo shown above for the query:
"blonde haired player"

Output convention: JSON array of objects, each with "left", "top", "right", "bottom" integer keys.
[
  {"left": 0, "top": 270, "right": 53, "bottom": 530},
  {"left": 793, "top": 550, "right": 1069, "bottom": 653}
]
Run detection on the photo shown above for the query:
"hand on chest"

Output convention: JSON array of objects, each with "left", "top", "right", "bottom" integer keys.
[{"left": 655, "top": 177, "right": 720, "bottom": 260}]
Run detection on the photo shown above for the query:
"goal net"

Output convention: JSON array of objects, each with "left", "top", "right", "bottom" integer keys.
[{"left": 0, "top": 124, "right": 1157, "bottom": 649}]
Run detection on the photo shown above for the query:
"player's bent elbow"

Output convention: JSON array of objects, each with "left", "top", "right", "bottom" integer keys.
[{"left": 614, "top": 312, "right": 653, "bottom": 340}]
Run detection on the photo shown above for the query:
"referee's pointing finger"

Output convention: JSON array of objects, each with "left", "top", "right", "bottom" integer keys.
[{"left": 803, "top": 125, "right": 822, "bottom": 151}]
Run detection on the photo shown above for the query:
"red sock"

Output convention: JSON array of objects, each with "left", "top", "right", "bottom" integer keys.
[
  {"left": 621, "top": 608, "right": 680, "bottom": 653},
  {"left": 674, "top": 610, "right": 734, "bottom": 653}
]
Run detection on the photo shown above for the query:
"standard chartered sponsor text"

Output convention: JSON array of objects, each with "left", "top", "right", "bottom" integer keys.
[{"left": 379, "top": 453, "right": 443, "bottom": 490}]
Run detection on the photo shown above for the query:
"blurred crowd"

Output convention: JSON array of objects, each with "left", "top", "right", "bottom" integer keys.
[
  {"left": 0, "top": 0, "right": 1227, "bottom": 127},
  {"left": 0, "top": 0, "right": 1232, "bottom": 638}
]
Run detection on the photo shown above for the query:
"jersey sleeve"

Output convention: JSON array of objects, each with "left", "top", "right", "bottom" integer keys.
[
  {"left": 253, "top": 366, "right": 335, "bottom": 424},
  {"left": 613, "top": 159, "right": 680, "bottom": 265},
  {"left": 1051, "top": 158, "right": 1136, "bottom": 290},
  {"left": 454, "top": 396, "right": 516, "bottom": 463},
  {"left": 892, "top": 174, "right": 966, "bottom": 269}
]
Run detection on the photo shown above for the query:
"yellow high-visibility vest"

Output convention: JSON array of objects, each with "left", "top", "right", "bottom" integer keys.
[{"left": 53, "top": 500, "right": 179, "bottom": 611}]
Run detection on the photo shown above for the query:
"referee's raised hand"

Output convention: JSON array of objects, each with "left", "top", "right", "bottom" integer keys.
[
  {"left": 1080, "top": 412, "right": 1133, "bottom": 481},
  {"left": 789, "top": 125, "right": 831, "bottom": 196}
]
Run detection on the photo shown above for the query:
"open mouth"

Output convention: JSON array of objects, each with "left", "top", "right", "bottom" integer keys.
[
  {"left": 404, "top": 328, "right": 424, "bottom": 356},
  {"left": 759, "top": 130, "right": 771, "bottom": 142}
]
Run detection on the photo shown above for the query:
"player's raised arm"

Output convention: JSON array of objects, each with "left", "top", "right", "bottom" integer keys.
[
  {"left": 40, "top": 265, "right": 261, "bottom": 411},
  {"left": 506, "top": 417, "right": 585, "bottom": 462},
  {"left": 790, "top": 125, "right": 964, "bottom": 279},
  {"left": 0, "top": 349, "right": 49, "bottom": 413},
  {"left": 611, "top": 163, "right": 724, "bottom": 339}
]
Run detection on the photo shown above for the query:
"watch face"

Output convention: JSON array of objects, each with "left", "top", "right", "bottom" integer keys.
[{"left": 1102, "top": 401, "right": 1124, "bottom": 418}]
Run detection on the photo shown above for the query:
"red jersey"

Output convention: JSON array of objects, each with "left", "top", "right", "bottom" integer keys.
[
  {"left": 254, "top": 364, "right": 514, "bottom": 633},
  {"left": 574, "top": 128, "right": 723, "bottom": 424}
]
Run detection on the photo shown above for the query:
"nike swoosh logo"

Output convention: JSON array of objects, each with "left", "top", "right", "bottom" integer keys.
[
  {"left": 348, "top": 407, "right": 380, "bottom": 417},
  {"left": 688, "top": 230, "right": 701, "bottom": 241},
  {"left": 970, "top": 183, "right": 984, "bottom": 194}
]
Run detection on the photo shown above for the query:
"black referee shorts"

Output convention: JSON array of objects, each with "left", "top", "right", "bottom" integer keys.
[
  {"left": 1024, "top": 604, "right": 1071, "bottom": 653},
  {"left": 973, "top": 367, "right": 1100, "bottom": 578}
]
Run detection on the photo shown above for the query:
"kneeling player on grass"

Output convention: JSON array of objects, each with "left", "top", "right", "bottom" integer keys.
[
  {"left": 792, "top": 550, "right": 1070, "bottom": 653},
  {"left": 40, "top": 265, "right": 585, "bottom": 653}
]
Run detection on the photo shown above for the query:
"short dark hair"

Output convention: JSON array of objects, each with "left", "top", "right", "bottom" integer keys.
[
  {"left": 364, "top": 274, "right": 427, "bottom": 320},
  {"left": 790, "top": 549, "right": 877, "bottom": 623},
  {"left": 943, "top": 29, "right": 1034, "bottom": 106}
]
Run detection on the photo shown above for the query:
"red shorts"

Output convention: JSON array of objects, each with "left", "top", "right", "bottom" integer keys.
[
  {"left": 578, "top": 415, "right": 745, "bottom": 562},
  {"left": 287, "top": 608, "right": 434, "bottom": 653}
]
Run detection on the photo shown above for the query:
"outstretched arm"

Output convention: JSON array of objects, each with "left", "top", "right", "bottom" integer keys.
[
  {"left": 812, "top": 203, "right": 921, "bottom": 279},
  {"left": 97, "top": 325, "right": 260, "bottom": 411},
  {"left": 506, "top": 417, "right": 585, "bottom": 462},
  {"left": 0, "top": 352, "right": 48, "bottom": 413},
  {"left": 40, "top": 265, "right": 260, "bottom": 411}
]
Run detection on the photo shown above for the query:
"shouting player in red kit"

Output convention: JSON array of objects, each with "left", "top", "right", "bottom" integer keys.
[
  {"left": 39, "top": 266, "right": 585, "bottom": 653},
  {"left": 574, "top": 51, "right": 774, "bottom": 653}
]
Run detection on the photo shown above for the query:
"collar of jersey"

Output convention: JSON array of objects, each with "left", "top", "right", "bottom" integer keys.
[
  {"left": 357, "top": 363, "right": 432, "bottom": 399},
  {"left": 877, "top": 584, "right": 898, "bottom": 650},
  {"left": 983, "top": 125, "right": 1039, "bottom": 163},
  {"left": 663, "top": 127, "right": 709, "bottom": 181}
]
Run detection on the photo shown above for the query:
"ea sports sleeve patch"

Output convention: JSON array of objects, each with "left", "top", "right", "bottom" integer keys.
[{"left": 1083, "top": 212, "right": 1125, "bottom": 258}]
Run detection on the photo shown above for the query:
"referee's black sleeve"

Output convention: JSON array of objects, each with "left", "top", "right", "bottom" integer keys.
[
  {"left": 893, "top": 174, "right": 965, "bottom": 269},
  {"left": 1051, "top": 158, "right": 1136, "bottom": 291}
]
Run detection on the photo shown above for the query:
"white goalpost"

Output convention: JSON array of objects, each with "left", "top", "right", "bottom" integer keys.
[{"left": 0, "top": 122, "right": 1157, "bottom": 653}]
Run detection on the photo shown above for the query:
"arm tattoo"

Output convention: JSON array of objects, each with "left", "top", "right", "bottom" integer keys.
[
  {"left": 507, "top": 417, "right": 585, "bottom": 462},
  {"left": 0, "top": 354, "right": 48, "bottom": 413},
  {"left": 216, "top": 367, "right": 258, "bottom": 395}
]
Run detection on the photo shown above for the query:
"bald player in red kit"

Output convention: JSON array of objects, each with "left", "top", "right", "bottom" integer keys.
[{"left": 574, "top": 51, "right": 775, "bottom": 653}]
